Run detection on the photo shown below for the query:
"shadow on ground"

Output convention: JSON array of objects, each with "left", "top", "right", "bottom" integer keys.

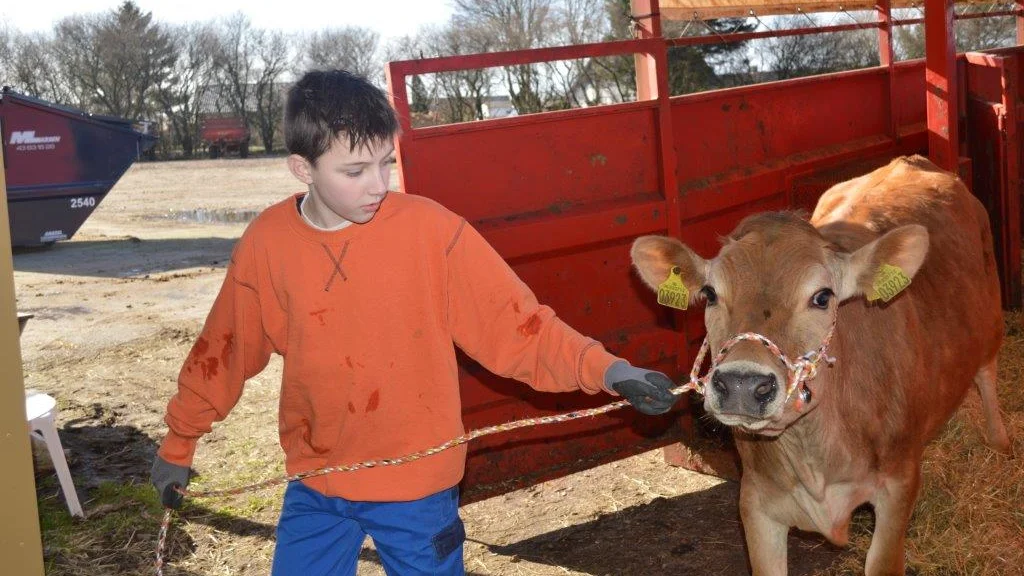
[
  {"left": 471, "top": 482, "right": 851, "bottom": 575},
  {"left": 14, "top": 236, "right": 237, "bottom": 278}
]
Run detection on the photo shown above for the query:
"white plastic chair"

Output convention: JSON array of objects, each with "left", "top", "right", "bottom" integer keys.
[{"left": 25, "top": 392, "right": 84, "bottom": 517}]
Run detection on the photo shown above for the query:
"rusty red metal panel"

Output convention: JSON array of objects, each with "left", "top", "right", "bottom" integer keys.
[
  {"left": 400, "top": 104, "right": 661, "bottom": 224},
  {"left": 477, "top": 196, "right": 667, "bottom": 261},
  {"left": 964, "top": 51, "right": 1023, "bottom": 309},
  {"left": 672, "top": 69, "right": 892, "bottom": 183},
  {"left": 894, "top": 61, "right": 928, "bottom": 134}
]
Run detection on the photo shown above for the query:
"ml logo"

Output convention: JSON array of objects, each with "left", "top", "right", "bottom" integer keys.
[{"left": 9, "top": 130, "right": 62, "bottom": 145}]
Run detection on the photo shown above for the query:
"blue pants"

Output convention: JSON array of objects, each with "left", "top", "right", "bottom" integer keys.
[{"left": 271, "top": 481, "right": 465, "bottom": 576}]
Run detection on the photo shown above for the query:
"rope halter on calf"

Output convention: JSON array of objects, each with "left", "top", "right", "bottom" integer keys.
[{"left": 689, "top": 314, "right": 838, "bottom": 412}]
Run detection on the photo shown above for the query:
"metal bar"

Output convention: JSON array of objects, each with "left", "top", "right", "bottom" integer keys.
[
  {"left": 630, "top": 0, "right": 692, "bottom": 435},
  {"left": 878, "top": 0, "right": 900, "bottom": 140},
  {"left": 677, "top": 63, "right": 890, "bottom": 102},
  {"left": 0, "top": 116, "right": 46, "bottom": 576},
  {"left": 666, "top": 21, "right": 881, "bottom": 47},
  {"left": 632, "top": 0, "right": 682, "bottom": 238},
  {"left": 999, "top": 56, "right": 1022, "bottom": 307},
  {"left": 403, "top": 100, "right": 659, "bottom": 141},
  {"left": 955, "top": 8, "right": 1020, "bottom": 20},
  {"left": 665, "top": 8, "right": 1022, "bottom": 43},
  {"left": 389, "top": 38, "right": 661, "bottom": 77},
  {"left": 895, "top": 8, "right": 1018, "bottom": 26},
  {"left": 632, "top": 0, "right": 661, "bottom": 102},
  {"left": 661, "top": 9, "right": 1023, "bottom": 45},
  {"left": 1018, "top": 0, "right": 1024, "bottom": 44},
  {"left": 925, "top": 0, "right": 960, "bottom": 172},
  {"left": 385, "top": 64, "right": 412, "bottom": 194}
]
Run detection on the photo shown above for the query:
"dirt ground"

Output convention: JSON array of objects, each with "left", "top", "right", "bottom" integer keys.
[{"left": 16, "top": 157, "right": 992, "bottom": 575}]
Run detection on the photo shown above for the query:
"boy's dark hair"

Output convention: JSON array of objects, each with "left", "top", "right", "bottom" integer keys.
[{"left": 285, "top": 69, "right": 400, "bottom": 163}]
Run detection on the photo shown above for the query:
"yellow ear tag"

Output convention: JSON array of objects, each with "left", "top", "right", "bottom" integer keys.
[
  {"left": 657, "top": 266, "right": 689, "bottom": 310},
  {"left": 868, "top": 264, "right": 911, "bottom": 302}
]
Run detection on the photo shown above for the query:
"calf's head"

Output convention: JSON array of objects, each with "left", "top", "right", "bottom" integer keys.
[{"left": 631, "top": 213, "right": 928, "bottom": 435}]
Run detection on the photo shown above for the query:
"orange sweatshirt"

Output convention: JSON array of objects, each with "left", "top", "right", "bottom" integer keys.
[{"left": 158, "top": 191, "right": 619, "bottom": 501}]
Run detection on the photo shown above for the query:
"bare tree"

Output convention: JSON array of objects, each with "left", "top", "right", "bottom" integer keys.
[
  {"left": 540, "top": 0, "right": 646, "bottom": 107},
  {"left": 50, "top": 15, "right": 110, "bottom": 108},
  {"left": 251, "top": 29, "right": 290, "bottom": 153},
  {"left": 409, "top": 74, "right": 430, "bottom": 113},
  {"left": 545, "top": 0, "right": 613, "bottom": 107},
  {"left": 431, "top": 24, "right": 497, "bottom": 123},
  {"left": 50, "top": 1, "right": 174, "bottom": 119},
  {"left": 894, "top": 6, "right": 1015, "bottom": 60},
  {"left": 384, "top": 33, "right": 442, "bottom": 121},
  {"left": 299, "top": 27, "right": 381, "bottom": 81},
  {"left": 6, "top": 32, "right": 77, "bottom": 105},
  {"left": 453, "top": 0, "right": 556, "bottom": 113},
  {"left": 387, "top": 25, "right": 497, "bottom": 126},
  {"left": 211, "top": 15, "right": 291, "bottom": 152},
  {"left": 955, "top": 7, "right": 1016, "bottom": 52},
  {"left": 212, "top": 14, "right": 258, "bottom": 131},
  {"left": 590, "top": 0, "right": 639, "bottom": 101},
  {"left": 154, "top": 23, "right": 218, "bottom": 157},
  {"left": 760, "top": 15, "right": 878, "bottom": 81},
  {"left": 0, "top": 26, "right": 13, "bottom": 84}
]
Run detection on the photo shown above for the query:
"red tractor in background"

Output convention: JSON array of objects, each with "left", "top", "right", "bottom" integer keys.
[{"left": 200, "top": 116, "right": 250, "bottom": 159}]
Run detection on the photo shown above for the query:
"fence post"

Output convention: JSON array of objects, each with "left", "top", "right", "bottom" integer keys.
[
  {"left": 878, "top": 0, "right": 900, "bottom": 140},
  {"left": 925, "top": 0, "right": 961, "bottom": 172},
  {"left": 0, "top": 125, "right": 46, "bottom": 576}
]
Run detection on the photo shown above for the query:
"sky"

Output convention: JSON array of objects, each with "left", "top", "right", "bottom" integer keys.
[{"left": 0, "top": 0, "right": 456, "bottom": 42}]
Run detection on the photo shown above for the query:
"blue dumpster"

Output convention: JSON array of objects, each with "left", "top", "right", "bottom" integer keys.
[{"left": 1, "top": 87, "right": 157, "bottom": 247}]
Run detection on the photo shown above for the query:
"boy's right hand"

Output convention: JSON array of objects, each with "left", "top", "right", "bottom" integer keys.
[
  {"left": 151, "top": 455, "right": 191, "bottom": 509},
  {"left": 605, "top": 360, "right": 678, "bottom": 415}
]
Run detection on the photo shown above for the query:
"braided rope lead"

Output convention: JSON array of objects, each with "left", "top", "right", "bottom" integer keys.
[{"left": 156, "top": 321, "right": 836, "bottom": 575}]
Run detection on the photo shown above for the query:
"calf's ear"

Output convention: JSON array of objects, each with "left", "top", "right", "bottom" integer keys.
[
  {"left": 838, "top": 224, "right": 929, "bottom": 302},
  {"left": 630, "top": 236, "right": 708, "bottom": 305}
]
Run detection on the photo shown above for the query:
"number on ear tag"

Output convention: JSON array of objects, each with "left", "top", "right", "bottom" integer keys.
[
  {"left": 868, "top": 264, "right": 911, "bottom": 302},
  {"left": 657, "top": 267, "right": 689, "bottom": 310}
]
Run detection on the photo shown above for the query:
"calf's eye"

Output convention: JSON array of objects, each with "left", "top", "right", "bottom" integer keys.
[
  {"left": 701, "top": 286, "right": 718, "bottom": 305},
  {"left": 810, "top": 289, "right": 833, "bottom": 309}
]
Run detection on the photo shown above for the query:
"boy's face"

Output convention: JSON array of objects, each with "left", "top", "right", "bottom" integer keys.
[{"left": 288, "top": 135, "right": 396, "bottom": 226}]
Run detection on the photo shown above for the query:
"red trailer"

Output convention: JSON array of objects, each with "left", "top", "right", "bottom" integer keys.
[
  {"left": 200, "top": 117, "right": 251, "bottom": 159},
  {"left": 0, "top": 88, "right": 156, "bottom": 247},
  {"left": 385, "top": 0, "right": 1024, "bottom": 502}
]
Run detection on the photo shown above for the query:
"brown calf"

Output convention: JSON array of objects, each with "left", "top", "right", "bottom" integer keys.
[{"left": 631, "top": 156, "right": 1011, "bottom": 575}]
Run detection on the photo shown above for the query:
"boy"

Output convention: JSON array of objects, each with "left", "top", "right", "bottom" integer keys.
[{"left": 151, "top": 69, "right": 677, "bottom": 575}]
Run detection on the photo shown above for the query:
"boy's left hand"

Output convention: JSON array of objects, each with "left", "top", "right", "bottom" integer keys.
[{"left": 604, "top": 361, "right": 678, "bottom": 415}]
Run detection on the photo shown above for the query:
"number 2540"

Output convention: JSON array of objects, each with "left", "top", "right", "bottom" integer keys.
[{"left": 69, "top": 197, "right": 96, "bottom": 209}]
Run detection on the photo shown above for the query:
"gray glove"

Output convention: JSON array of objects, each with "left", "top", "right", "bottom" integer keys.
[
  {"left": 151, "top": 455, "right": 191, "bottom": 509},
  {"left": 605, "top": 360, "right": 678, "bottom": 415}
]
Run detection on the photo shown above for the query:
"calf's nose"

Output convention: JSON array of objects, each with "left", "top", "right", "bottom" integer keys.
[{"left": 710, "top": 370, "right": 778, "bottom": 415}]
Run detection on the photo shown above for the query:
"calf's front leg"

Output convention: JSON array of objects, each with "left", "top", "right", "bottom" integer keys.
[
  {"left": 740, "top": 486, "right": 789, "bottom": 576},
  {"left": 865, "top": 465, "right": 921, "bottom": 576}
]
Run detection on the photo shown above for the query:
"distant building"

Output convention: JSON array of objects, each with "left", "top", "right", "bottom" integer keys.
[
  {"left": 480, "top": 96, "right": 517, "bottom": 119},
  {"left": 197, "top": 83, "right": 291, "bottom": 118}
]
